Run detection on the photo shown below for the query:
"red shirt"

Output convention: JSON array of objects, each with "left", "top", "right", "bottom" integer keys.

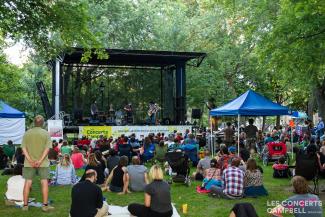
[{"left": 71, "top": 152, "right": 84, "bottom": 169}]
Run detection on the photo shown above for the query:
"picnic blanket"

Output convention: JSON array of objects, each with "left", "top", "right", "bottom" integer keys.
[
  {"left": 196, "top": 185, "right": 211, "bottom": 194},
  {"left": 108, "top": 204, "right": 181, "bottom": 217}
]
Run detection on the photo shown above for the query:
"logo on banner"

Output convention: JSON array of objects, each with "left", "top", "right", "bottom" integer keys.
[{"left": 80, "top": 126, "right": 112, "bottom": 138}]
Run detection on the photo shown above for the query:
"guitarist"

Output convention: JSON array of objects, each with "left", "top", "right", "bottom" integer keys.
[{"left": 147, "top": 101, "right": 161, "bottom": 125}]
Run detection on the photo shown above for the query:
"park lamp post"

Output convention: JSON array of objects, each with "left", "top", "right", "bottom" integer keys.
[{"left": 99, "top": 82, "right": 105, "bottom": 110}]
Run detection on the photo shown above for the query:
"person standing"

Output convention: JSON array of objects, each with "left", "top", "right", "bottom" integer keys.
[
  {"left": 223, "top": 122, "right": 234, "bottom": 147},
  {"left": 244, "top": 119, "right": 258, "bottom": 150},
  {"left": 316, "top": 117, "right": 324, "bottom": 139},
  {"left": 21, "top": 115, "right": 54, "bottom": 212},
  {"left": 70, "top": 169, "right": 109, "bottom": 217}
]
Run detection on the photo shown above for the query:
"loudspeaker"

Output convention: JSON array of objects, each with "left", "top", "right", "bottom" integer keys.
[{"left": 192, "top": 109, "right": 202, "bottom": 119}]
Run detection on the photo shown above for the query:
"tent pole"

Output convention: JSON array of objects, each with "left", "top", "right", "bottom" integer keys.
[
  {"left": 237, "top": 114, "right": 240, "bottom": 157},
  {"left": 210, "top": 118, "right": 214, "bottom": 157}
]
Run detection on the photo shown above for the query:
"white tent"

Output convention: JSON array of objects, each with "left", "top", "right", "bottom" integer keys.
[{"left": 0, "top": 101, "right": 25, "bottom": 144}]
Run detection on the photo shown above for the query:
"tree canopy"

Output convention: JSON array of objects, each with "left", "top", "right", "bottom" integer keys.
[{"left": 1, "top": 0, "right": 324, "bottom": 123}]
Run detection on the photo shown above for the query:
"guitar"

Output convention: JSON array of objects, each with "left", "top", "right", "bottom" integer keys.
[{"left": 147, "top": 103, "right": 161, "bottom": 116}]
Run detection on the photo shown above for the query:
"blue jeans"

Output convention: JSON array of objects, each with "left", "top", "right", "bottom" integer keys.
[{"left": 147, "top": 114, "right": 156, "bottom": 125}]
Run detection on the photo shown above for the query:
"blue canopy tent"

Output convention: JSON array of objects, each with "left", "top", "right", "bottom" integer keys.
[
  {"left": 0, "top": 101, "right": 25, "bottom": 144},
  {"left": 209, "top": 90, "right": 290, "bottom": 156},
  {"left": 291, "top": 111, "right": 308, "bottom": 119}
]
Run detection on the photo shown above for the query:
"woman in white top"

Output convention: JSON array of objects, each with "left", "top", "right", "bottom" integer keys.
[
  {"left": 54, "top": 154, "right": 76, "bottom": 185},
  {"left": 5, "top": 164, "right": 25, "bottom": 205}
]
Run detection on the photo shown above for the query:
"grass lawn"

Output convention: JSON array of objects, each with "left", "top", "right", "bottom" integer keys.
[{"left": 0, "top": 165, "right": 324, "bottom": 217}]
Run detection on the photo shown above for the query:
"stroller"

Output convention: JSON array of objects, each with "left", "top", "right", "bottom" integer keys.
[
  {"left": 262, "top": 142, "right": 290, "bottom": 166},
  {"left": 165, "top": 151, "right": 191, "bottom": 186}
]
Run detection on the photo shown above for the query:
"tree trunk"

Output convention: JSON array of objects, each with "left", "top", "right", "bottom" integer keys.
[
  {"left": 313, "top": 79, "right": 325, "bottom": 120},
  {"left": 74, "top": 67, "right": 82, "bottom": 111},
  {"left": 307, "top": 91, "right": 316, "bottom": 122},
  {"left": 62, "top": 65, "right": 72, "bottom": 113},
  {"left": 262, "top": 116, "right": 266, "bottom": 131}
]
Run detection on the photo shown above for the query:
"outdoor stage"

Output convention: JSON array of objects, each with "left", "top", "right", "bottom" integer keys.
[{"left": 64, "top": 125, "right": 192, "bottom": 139}]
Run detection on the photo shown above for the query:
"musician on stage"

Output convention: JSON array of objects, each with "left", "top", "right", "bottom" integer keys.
[
  {"left": 124, "top": 103, "right": 133, "bottom": 124},
  {"left": 108, "top": 104, "right": 115, "bottom": 123},
  {"left": 90, "top": 101, "right": 98, "bottom": 120},
  {"left": 147, "top": 101, "right": 160, "bottom": 125}
]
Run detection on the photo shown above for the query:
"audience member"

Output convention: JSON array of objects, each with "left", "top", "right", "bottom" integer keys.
[
  {"left": 53, "top": 154, "right": 77, "bottom": 185},
  {"left": 193, "top": 150, "right": 211, "bottom": 180},
  {"left": 210, "top": 158, "right": 244, "bottom": 199},
  {"left": 223, "top": 122, "right": 234, "bottom": 147},
  {"left": 0, "top": 147, "right": 8, "bottom": 169},
  {"left": 5, "top": 164, "right": 24, "bottom": 205},
  {"left": 61, "top": 140, "right": 72, "bottom": 156},
  {"left": 13, "top": 147, "right": 24, "bottom": 165},
  {"left": 71, "top": 147, "right": 87, "bottom": 169},
  {"left": 105, "top": 156, "right": 129, "bottom": 194},
  {"left": 239, "top": 143, "right": 250, "bottom": 162},
  {"left": 201, "top": 159, "right": 222, "bottom": 190},
  {"left": 272, "top": 156, "right": 291, "bottom": 178},
  {"left": 155, "top": 140, "right": 167, "bottom": 163},
  {"left": 229, "top": 203, "right": 258, "bottom": 217},
  {"left": 21, "top": 115, "right": 54, "bottom": 212},
  {"left": 95, "top": 150, "right": 107, "bottom": 173},
  {"left": 107, "top": 149, "right": 120, "bottom": 175},
  {"left": 142, "top": 137, "right": 155, "bottom": 162},
  {"left": 243, "top": 158, "right": 268, "bottom": 197},
  {"left": 127, "top": 156, "right": 149, "bottom": 192},
  {"left": 70, "top": 169, "right": 109, "bottom": 217},
  {"left": 118, "top": 137, "right": 132, "bottom": 160},
  {"left": 244, "top": 119, "right": 258, "bottom": 150},
  {"left": 128, "top": 165, "right": 173, "bottom": 217},
  {"left": 270, "top": 176, "right": 322, "bottom": 217},
  {"left": 3, "top": 140, "right": 15, "bottom": 161},
  {"left": 81, "top": 153, "right": 105, "bottom": 185}
]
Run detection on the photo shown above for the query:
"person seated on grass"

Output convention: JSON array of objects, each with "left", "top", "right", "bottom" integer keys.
[
  {"left": 104, "top": 155, "right": 130, "bottom": 194},
  {"left": 107, "top": 149, "right": 120, "bottom": 175},
  {"left": 53, "top": 154, "right": 77, "bottom": 185},
  {"left": 128, "top": 164, "right": 173, "bottom": 217},
  {"left": 61, "top": 140, "right": 72, "bottom": 156},
  {"left": 193, "top": 149, "right": 211, "bottom": 180},
  {"left": 217, "top": 145, "right": 230, "bottom": 173},
  {"left": 210, "top": 157, "right": 244, "bottom": 199},
  {"left": 272, "top": 156, "right": 291, "bottom": 178},
  {"left": 0, "top": 146, "right": 8, "bottom": 169},
  {"left": 155, "top": 140, "right": 167, "bottom": 164},
  {"left": 127, "top": 156, "right": 149, "bottom": 192},
  {"left": 229, "top": 203, "right": 258, "bottom": 217},
  {"left": 3, "top": 140, "right": 15, "bottom": 162},
  {"left": 243, "top": 158, "right": 268, "bottom": 197},
  {"left": 95, "top": 150, "right": 107, "bottom": 174},
  {"left": 71, "top": 147, "right": 87, "bottom": 169},
  {"left": 201, "top": 159, "right": 222, "bottom": 190},
  {"left": 5, "top": 164, "right": 24, "bottom": 206},
  {"left": 70, "top": 169, "right": 110, "bottom": 217},
  {"left": 141, "top": 137, "right": 155, "bottom": 162},
  {"left": 13, "top": 147, "right": 24, "bottom": 165},
  {"left": 270, "top": 176, "right": 323, "bottom": 217},
  {"left": 81, "top": 153, "right": 105, "bottom": 185},
  {"left": 48, "top": 143, "right": 58, "bottom": 165}
]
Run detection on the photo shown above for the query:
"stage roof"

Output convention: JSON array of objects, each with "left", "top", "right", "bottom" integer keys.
[{"left": 60, "top": 48, "right": 206, "bottom": 68}]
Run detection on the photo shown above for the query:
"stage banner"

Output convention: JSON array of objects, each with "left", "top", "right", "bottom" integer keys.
[
  {"left": 48, "top": 120, "right": 63, "bottom": 142},
  {"left": 79, "top": 126, "right": 112, "bottom": 139},
  {"left": 79, "top": 125, "right": 191, "bottom": 139},
  {"left": 110, "top": 125, "right": 191, "bottom": 138}
]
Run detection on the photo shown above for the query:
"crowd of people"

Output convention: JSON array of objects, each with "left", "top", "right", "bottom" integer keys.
[{"left": 1, "top": 115, "right": 324, "bottom": 217}]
